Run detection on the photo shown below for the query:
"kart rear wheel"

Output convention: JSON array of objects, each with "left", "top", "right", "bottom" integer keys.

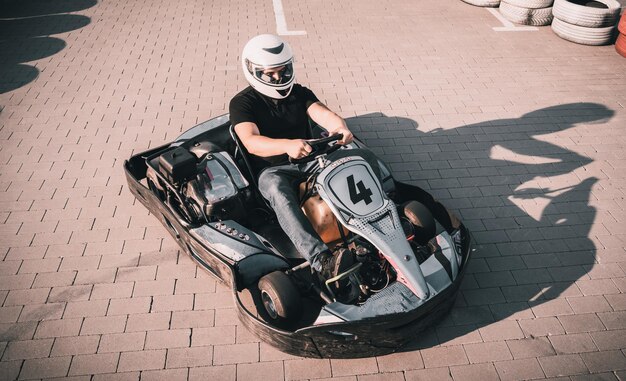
[
  {"left": 403, "top": 201, "right": 436, "bottom": 245},
  {"left": 258, "top": 271, "right": 302, "bottom": 323}
]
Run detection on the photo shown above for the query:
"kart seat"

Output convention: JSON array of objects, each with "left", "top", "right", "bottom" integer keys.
[{"left": 229, "top": 124, "right": 260, "bottom": 189}]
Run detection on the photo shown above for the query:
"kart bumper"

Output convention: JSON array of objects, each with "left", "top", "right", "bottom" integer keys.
[{"left": 235, "top": 233, "right": 472, "bottom": 358}]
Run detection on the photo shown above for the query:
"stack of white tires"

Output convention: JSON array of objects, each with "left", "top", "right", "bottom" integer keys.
[
  {"left": 499, "top": 0, "right": 555, "bottom": 26},
  {"left": 551, "top": 0, "right": 622, "bottom": 45}
]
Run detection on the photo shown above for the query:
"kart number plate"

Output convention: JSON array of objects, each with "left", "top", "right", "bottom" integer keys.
[{"left": 327, "top": 163, "right": 384, "bottom": 217}]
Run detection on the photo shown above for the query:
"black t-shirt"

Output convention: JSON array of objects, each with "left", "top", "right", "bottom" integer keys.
[{"left": 229, "top": 84, "right": 319, "bottom": 171}]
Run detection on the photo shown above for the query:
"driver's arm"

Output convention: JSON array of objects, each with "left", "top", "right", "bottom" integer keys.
[
  {"left": 307, "top": 102, "right": 353, "bottom": 145},
  {"left": 234, "top": 122, "right": 312, "bottom": 159}
]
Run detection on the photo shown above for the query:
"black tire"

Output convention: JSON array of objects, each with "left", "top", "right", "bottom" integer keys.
[
  {"left": 258, "top": 271, "right": 302, "bottom": 323},
  {"left": 402, "top": 201, "right": 436, "bottom": 245}
]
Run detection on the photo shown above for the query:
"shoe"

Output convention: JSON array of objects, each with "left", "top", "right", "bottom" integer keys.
[
  {"left": 451, "top": 224, "right": 468, "bottom": 256},
  {"left": 319, "top": 248, "right": 355, "bottom": 282}
]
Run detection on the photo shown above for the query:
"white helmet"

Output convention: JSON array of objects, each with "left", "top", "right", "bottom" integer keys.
[{"left": 241, "top": 34, "right": 295, "bottom": 99}]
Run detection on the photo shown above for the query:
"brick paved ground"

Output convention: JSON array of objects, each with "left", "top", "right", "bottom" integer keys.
[{"left": 1, "top": 0, "right": 626, "bottom": 380}]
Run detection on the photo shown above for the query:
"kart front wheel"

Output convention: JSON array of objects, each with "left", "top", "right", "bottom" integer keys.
[{"left": 258, "top": 271, "right": 302, "bottom": 323}]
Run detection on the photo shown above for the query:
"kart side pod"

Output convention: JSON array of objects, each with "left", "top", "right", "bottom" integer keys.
[{"left": 315, "top": 157, "right": 431, "bottom": 300}]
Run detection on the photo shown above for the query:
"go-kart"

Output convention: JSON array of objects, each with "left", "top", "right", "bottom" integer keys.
[{"left": 124, "top": 114, "right": 471, "bottom": 358}]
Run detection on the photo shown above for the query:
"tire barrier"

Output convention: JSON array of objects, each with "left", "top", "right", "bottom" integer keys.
[
  {"left": 552, "top": 0, "right": 621, "bottom": 28},
  {"left": 616, "top": 13, "right": 626, "bottom": 57},
  {"left": 499, "top": 1, "right": 554, "bottom": 25},
  {"left": 551, "top": 16, "right": 616, "bottom": 45},
  {"left": 616, "top": 32, "right": 626, "bottom": 57},
  {"left": 461, "top": 0, "right": 501, "bottom": 7}
]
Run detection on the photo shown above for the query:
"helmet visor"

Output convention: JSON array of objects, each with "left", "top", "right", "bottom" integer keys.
[{"left": 248, "top": 61, "right": 294, "bottom": 86}]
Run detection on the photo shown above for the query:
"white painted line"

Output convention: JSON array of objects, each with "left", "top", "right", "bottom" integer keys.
[
  {"left": 487, "top": 8, "right": 538, "bottom": 32},
  {"left": 273, "top": 0, "right": 306, "bottom": 36}
]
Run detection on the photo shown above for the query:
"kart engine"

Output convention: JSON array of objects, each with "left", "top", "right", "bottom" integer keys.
[
  {"left": 327, "top": 240, "right": 395, "bottom": 305},
  {"left": 319, "top": 204, "right": 434, "bottom": 306},
  {"left": 180, "top": 151, "right": 250, "bottom": 223}
]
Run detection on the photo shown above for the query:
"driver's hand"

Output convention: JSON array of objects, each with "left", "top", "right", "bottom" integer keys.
[
  {"left": 331, "top": 127, "right": 353, "bottom": 145},
  {"left": 285, "top": 139, "right": 313, "bottom": 159}
]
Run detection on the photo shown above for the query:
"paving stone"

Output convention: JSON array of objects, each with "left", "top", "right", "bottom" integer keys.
[
  {"left": 92, "top": 372, "right": 140, "bottom": 381},
  {"left": 375, "top": 350, "right": 424, "bottom": 372},
  {"left": 464, "top": 341, "right": 512, "bottom": 364},
  {"left": 4, "top": 287, "right": 50, "bottom": 306},
  {"left": 494, "top": 358, "right": 545, "bottom": 381},
  {"left": 421, "top": 345, "right": 468, "bottom": 368},
  {"left": 405, "top": 367, "right": 453, "bottom": 381},
  {"left": 107, "top": 297, "right": 151, "bottom": 316},
  {"left": 0, "top": 361, "right": 22, "bottom": 381},
  {"left": 598, "top": 311, "right": 626, "bottom": 330},
  {"left": 570, "top": 373, "right": 619, "bottom": 381},
  {"left": 236, "top": 361, "right": 284, "bottom": 381},
  {"left": 18, "top": 303, "right": 65, "bottom": 322},
  {"left": 479, "top": 320, "right": 525, "bottom": 342},
  {"left": 73, "top": 269, "right": 117, "bottom": 285},
  {"left": 188, "top": 365, "right": 235, "bottom": 381},
  {"left": 558, "top": 313, "right": 606, "bottom": 333},
  {"left": 284, "top": 358, "right": 332, "bottom": 380},
  {"left": 132, "top": 279, "right": 175, "bottom": 297},
  {"left": 489, "top": 302, "right": 535, "bottom": 321},
  {"left": 68, "top": 352, "right": 120, "bottom": 376},
  {"left": 139, "top": 368, "right": 187, "bottom": 381},
  {"left": 605, "top": 294, "right": 626, "bottom": 311},
  {"left": 19, "top": 356, "right": 72, "bottom": 380},
  {"left": 450, "top": 363, "right": 499, "bottom": 381},
  {"left": 192, "top": 326, "right": 235, "bottom": 346},
  {"left": 259, "top": 342, "right": 299, "bottom": 362},
  {"left": 63, "top": 300, "right": 109, "bottom": 318},
  {"left": 0, "top": 306, "right": 21, "bottom": 324},
  {"left": 117, "top": 349, "right": 166, "bottom": 372},
  {"left": 590, "top": 330, "right": 626, "bottom": 351},
  {"left": 538, "top": 354, "right": 589, "bottom": 377},
  {"left": 449, "top": 306, "right": 494, "bottom": 326},
  {"left": 436, "top": 324, "right": 483, "bottom": 346},
  {"left": 165, "top": 346, "right": 213, "bottom": 368},
  {"left": 145, "top": 329, "right": 190, "bottom": 349},
  {"left": 549, "top": 333, "right": 598, "bottom": 354},
  {"left": 151, "top": 294, "right": 194, "bottom": 312},
  {"left": 519, "top": 317, "right": 566, "bottom": 337},
  {"left": 212, "top": 343, "right": 259, "bottom": 365},
  {"left": 81, "top": 316, "right": 127, "bottom": 335},
  {"left": 48, "top": 285, "right": 92, "bottom": 303},
  {"left": 576, "top": 279, "right": 621, "bottom": 296},
  {"left": 51, "top": 335, "right": 100, "bottom": 357},
  {"left": 90, "top": 282, "right": 134, "bottom": 300},
  {"left": 330, "top": 357, "right": 379, "bottom": 376},
  {"left": 34, "top": 318, "right": 82, "bottom": 339},
  {"left": 580, "top": 350, "right": 626, "bottom": 373},
  {"left": 506, "top": 337, "right": 556, "bottom": 359},
  {"left": 98, "top": 332, "right": 146, "bottom": 353},
  {"left": 567, "top": 295, "right": 613, "bottom": 314},
  {"left": 125, "top": 312, "right": 171, "bottom": 333},
  {"left": 32, "top": 271, "right": 77, "bottom": 288},
  {"left": 3, "top": 338, "right": 53, "bottom": 360}
]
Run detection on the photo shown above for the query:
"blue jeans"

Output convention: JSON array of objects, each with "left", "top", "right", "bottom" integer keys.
[{"left": 257, "top": 148, "right": 381, "bottom": 272}]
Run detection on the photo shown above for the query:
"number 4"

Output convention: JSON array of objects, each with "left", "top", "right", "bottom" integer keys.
[{"left": 347, "top": 175, "right": 373, "bottom": 205}]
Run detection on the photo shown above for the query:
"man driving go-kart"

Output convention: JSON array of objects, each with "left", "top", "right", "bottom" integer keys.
[{"left": 229, "top": 34, "right": 465, "bottom": 284}]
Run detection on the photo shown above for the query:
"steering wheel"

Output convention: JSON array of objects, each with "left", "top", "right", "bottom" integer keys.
[{"left": 289, "top": 134, "right": 343, "bottom": 165}]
